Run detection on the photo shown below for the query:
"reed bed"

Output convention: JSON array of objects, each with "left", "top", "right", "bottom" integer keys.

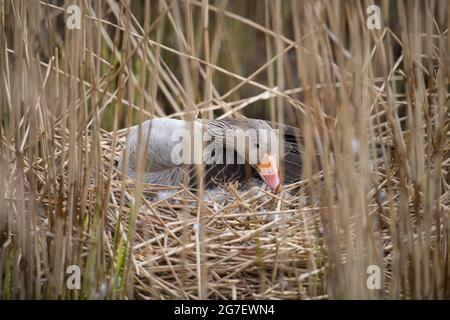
[{"left": 1, "top": 0, "right": 450, "bottom": 300}]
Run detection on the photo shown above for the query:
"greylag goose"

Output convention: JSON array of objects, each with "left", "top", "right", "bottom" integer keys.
[{"left": 118, "top": 117, "right": 304, "bottom": 192}]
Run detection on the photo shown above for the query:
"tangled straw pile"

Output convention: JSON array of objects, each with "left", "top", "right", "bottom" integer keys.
[
  {"left": 103, "top": 125, "right": 327, "bottom": 300},
  {"left": 1, "top": 0, "right": 450, "bottom": 299}
]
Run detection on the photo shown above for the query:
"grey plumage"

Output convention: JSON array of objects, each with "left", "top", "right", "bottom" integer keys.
[{"left": 118, "top": 117, "right": 304, "bottom": 189}]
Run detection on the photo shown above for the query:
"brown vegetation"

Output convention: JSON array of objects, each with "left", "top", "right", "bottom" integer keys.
[{"left": 0, "top": 0, "right": 449, "bottom": 299}]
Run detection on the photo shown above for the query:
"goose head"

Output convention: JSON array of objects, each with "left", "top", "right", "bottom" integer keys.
[{"left": 207, "top": 118, "right": 281, "bottom": 192}]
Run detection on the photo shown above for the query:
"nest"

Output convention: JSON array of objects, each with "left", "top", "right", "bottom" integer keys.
[{"left": 102, "top": 128, "right": 327, "bottom": 300}]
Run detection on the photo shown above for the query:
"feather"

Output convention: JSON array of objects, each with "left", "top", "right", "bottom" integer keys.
[{"left": 118, "top": 117, "right": 306, "bottom": 189}]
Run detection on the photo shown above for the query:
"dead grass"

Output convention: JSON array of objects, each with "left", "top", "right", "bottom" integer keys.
[{"left": 1, "top": 0, "right": 449, "bottom": 299}]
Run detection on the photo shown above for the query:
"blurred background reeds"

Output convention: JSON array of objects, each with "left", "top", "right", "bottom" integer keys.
[{"left": 0, "top": 0, "right": 449, "bottom": 299}]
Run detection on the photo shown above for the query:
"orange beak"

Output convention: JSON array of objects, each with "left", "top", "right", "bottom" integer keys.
[{"left": 257, "top": 154, "right": 280, "bottom": 192}]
